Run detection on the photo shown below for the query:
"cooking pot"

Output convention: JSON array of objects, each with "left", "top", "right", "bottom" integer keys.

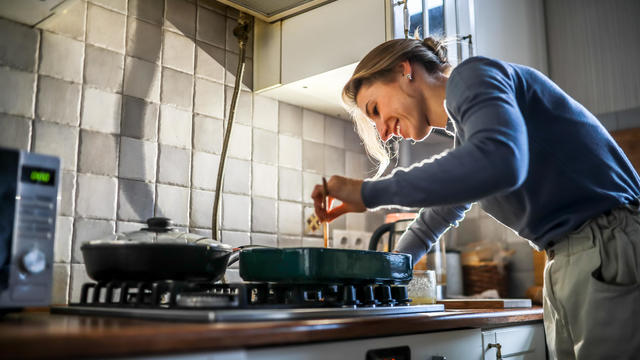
[{"left": 81, "top": 217, "right": 234, "bottom": 282}]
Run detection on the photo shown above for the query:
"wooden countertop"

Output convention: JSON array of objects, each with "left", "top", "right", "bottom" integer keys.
[{"left": 0, "top": 307, "right": 543, "bottom": 359}]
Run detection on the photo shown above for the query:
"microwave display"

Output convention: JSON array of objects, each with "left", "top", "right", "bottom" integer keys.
[{"left": 21, "top": 166, "right": 56, "bottom": 186}]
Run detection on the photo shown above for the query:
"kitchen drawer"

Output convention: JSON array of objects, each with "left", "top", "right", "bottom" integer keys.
[{"left": 482, "top": 323, "right": 546, "bottom": 359}]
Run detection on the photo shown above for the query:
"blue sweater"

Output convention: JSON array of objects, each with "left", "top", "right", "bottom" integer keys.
[{"left": 361, "top": 56, "right": 640, "bottom": 263}]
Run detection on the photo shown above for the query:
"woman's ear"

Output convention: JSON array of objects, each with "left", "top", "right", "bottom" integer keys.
[{"left": 399, "top": 60, "right": 412, "bottom": 78}]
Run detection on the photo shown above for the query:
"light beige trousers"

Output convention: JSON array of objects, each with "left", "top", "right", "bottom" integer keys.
[{"left": 543, "top": 203, "right": 640, "bottom": 360}]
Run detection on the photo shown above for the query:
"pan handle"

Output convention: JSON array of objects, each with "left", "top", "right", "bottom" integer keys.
[{"left": 226, "top": 245, "right": 271, "bottom": 267}]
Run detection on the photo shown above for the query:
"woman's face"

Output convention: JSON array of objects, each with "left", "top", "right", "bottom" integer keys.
[{"left": 355, "top": 63, "right": 447, "bottom": 142}]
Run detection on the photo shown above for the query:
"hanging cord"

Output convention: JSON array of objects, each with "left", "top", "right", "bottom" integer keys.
[{"left": 212, "top": 13, "right": 251, "bottom": 240}]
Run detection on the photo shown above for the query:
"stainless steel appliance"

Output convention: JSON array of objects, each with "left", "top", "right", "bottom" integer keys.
[{"left": 0, "top": 147, "right": 59, "bottom": 309}]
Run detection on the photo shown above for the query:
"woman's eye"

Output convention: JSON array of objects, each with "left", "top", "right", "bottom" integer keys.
[{"left": 373, "top": 105, "right": 378, "bottom": 116}]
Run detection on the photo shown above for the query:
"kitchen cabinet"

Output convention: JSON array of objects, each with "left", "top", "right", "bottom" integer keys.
[{"left": 482, "top": 323, "right": 546, "bottom": 360}]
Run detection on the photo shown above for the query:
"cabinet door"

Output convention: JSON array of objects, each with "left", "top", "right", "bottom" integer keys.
[{"left": 482, "top": 323, "right": 546, "bottom": 360}]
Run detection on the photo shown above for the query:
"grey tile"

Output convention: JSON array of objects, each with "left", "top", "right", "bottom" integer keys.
[
  {"left": 331, "top": 213, "right": 346, "bottom": 230},
  {"left": 228, "top": 123, "right": 251, "bottom": 160},
  {"left": 302, "top": 172, "right": 322, "bottom": 205},
  {"left": 224, "top": 87, "right": 252, "bottom": 125},
  {"left": 223, "top": 158, "right": 251, "bottom": 194},
  {"left": 364, "top": 210, "right": 385, "bottom": 233},
  {"left": 84, "top": 45, "right": 124, "bottom": 92},
  {"left": 33, "top": 121, "right": 78, "bottom": 171},
  {"left": 195, "top": 41, "right": 225, "bottom": 82},
  {"left": 78, "top": 130, "right": 118, "bottom": 176},
  {"left": 72, "top": 218, "right": 115, "bottom": 263},
  {"left": 303, "top": 236, "right": 324, "bottom": 248},
  {"left": 302, "top": 140, "right": 324, "bottom": 174},
  {"left": 165, "top": 0, "right": 196, "bottom": 37},
  {"left": 324, "top": 145, "right": 345, "bottom": 176},
  {"left": 278, "top": 102, "right": 302, "bottom": 136},
  {"left": 37, "top": 0, "right": 86, "bottom": 40},
  {"left": 0, "top": 18, "right": 39, "bottom": 72},
  {"left": 161, "top": 67, "right": 194, "bottom": 110},
  {"left": 121, "top": 96, "right": 158, "bottom": 141},
  {"left": 191, "top": 228, "right": 212, "bottom": 238},
  {"left": 617, "top": 106, "right": 640, "bottom": 130},
  {"left": 0, "top": 69, "right": 35, "bottom": 118},
  {"left": 324, "top": 116, "right": 345, "bottom": 148},
  {"left": 116, "top": 220, "right": 144, "bottom": 233},
  {"left": 278, "top": 201, "right": 301, "bottom": 235},
  {"left": 225, "top": 52, "right": 252, "bottom": 91},
  {"left": 345, "top": 151, "right": 369, "bottom": 178},
  {"left": 158, "top": 145, "right": 191, "bottom": 186},
  {"left": 278, "top": 134, "right": 301, "bottom": 169},
  {"left": 252, "top": 128, "right": 277, "bottom": 165},
  {"left": 129, "top": 0, "right": 164, "bottom": 25},
  {"left": 76, "top": 173, "right": 117, "bottom": 219},
  {"left": 119, "top": 136, "right": 157, "bottom": 181},
  {"left": 303, "top": 109, "right": 324, "bottom": 142},
  {"left": 193, "top": 114, "right": 223, "bottom": 154},
  {"left": 39, "top": 31, "right": 84, "bottom": 83},
  {"left": 345, "top": 213, "right": 366, "bottom": 231},
  {"left": 226, "top": 17, "right": 253, "bottom": 57},
  {"left": 156, "top": 184, "right": 190, "bottom": 226},
  {"left": 222, "top": 193, "right": 250, "bottom": 231},
  {"left": 36, "top": 76, "right": 80, "bottom": 126},
  {"left": 163, "top": 31, "right": 195, "bottom": 74},
  {"left": 197, "top": 7, "right": 226, "bottom": 48},
  {"left": 252, "top": 163, "right": 277, "bottom": 199},
  {"left": 123, "top": 56, "right": 161, "bottom": 102},
  {"left": 86, "top": 3, "right": 126, "bottom": 53},
  {"left": 279, "top": 167, "right": 301, "bottom": 202},
  {"left": 192, "top": 151, "right": 220, "bottom": 190},
  {"left": 90, "top": 0, "right": 127, "bottom": 13},
  {"left": 253, "top": 95, "right": 278, "bottom": 132},
  {"left": 252, "top": 197, "right": 276, "bottom": 233},
  {"left": 51, "top": 264, "right": 70, "bottom": 305},
  {"left": 251, "top": 233, "right": 277, "bottom": 247},
  {"left": 118, "top": 178, "right": 155, "bottom": 221},
  {"left": 194, "top": 77, "right": 224, "bottom": 118},
  {"left": 59, "top": 171, "right": 76, "bottom": 216},
  {"left": 126, "top": 17, "right": 162, "bottom": 63},
  {"left": 0, "top": 114, "right": 31, "bottom": 150},
  {"left": 54, "top": 216, "right": 73, "bottom": 263},
  {"left": 80, "top": 87, "right": 122, "bottom": 133},
  {"left": 190, "top": 189, "right": 215, "bottom": 228},
  {"left": 278, "top": 235, "right": 301, "bottom": 248},
  {"left": 344, "top": 122, "right": 364, "bottom": 152},
  {"left": 220, "top": 230, "right": 250, "bottom": 248},
  {"left": 70, "top": 264, "right": 92, "bottom": 302},
  {"left": 159, "top": 105, "right": 192, "bottom": 149}
]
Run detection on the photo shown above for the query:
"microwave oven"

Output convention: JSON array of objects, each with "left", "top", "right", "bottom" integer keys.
[{"left": 0, "top": 147, "right": 59, "bottom": 309}]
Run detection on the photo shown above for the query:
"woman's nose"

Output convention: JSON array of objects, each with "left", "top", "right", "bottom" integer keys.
[{"left": 375, "top": 118, "right": 392, "bottom": 142}]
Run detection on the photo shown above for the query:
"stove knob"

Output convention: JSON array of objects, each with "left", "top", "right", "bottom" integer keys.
[
  {"left": 342, "top": 285, "right": 357, "bottom": 305},
  {"left": 361, "top": 285, "right": 376, "bottom": 306},
  {"left": 391, "top": 286, "right": 410, "bottom": 304},
  {"left": 375, "top": 285, "right": 393, "bottom": 305},
  {"left": 21, "top": 248, "right": 46, "bottom": 274}
]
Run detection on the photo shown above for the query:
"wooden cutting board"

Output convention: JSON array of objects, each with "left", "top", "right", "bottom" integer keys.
[{"left": 437, "top": 298, "right": 532, "bottom": 309}]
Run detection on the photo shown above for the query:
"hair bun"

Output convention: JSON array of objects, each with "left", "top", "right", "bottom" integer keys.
[{"left": 422, "top": 37, "right": 447, "bottom": 64}]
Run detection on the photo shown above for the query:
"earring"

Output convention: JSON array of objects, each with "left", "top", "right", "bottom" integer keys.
[{"left": 406, "top": 73, "right": 413, "bottom": 81}]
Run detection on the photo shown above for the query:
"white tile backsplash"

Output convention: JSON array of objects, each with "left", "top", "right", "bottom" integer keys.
[
  {"left": 193, "top": 114, "right": 223, "bottom": 154},
  {"left": 84, "top": 45, "right": 124, "bottom": 92},
  {"left": 119, "top": 136, "right": 157, "bottom": 181},
  {"left": 195, "top": 41, "right": 225, "bottom": 82},
  {"left": 0, "top": 114, "right": 31, "bottom": 150},
  {"left": 228, "top": 123, "right": 252, "bottom": 160},
  {"left": 123, "top": 56, "right": 161, "bottom": 102},
  {"left": 302, "top": 109, "right": 324, "bottom": 142},
  {"left": 223, "top": 158, "right": 251, "bottom": 194},
  {"left": 192, "top": 151, "right": 220, "bottom": 191},
  {"left": 37, "top": 76, "right": 81, "bottom": 126},
  {"left": 253, "top": 95, "right": 278, "bottom": 132},
  {"left": 163, "top": 30, "right": 195, "bottom": 74},
  {"left": 194, "top": 77, "right": 224, "bottom": 118},
  {"left": 0, "top": 18, "right": 39, "bottom": 72},
  {"left": 32, "top": 121, "right": 78, "bottom": 171},
  {"left": 278, "top": 201, "right": 302, "bottom": 235},
  {"left": 252, "top": 163, "right": 277, "bottom": 199},
  {"left": 80, "top": 86, "right": 121, "bottom": 133},
  {"left": 222, "top": 193, "right": 251, "bottom": 231},
  {"left": 126, "top": 17, "right": 162, "bottom": 63},
  {"left": 76, "top": 173, "right": 117, "bottom": 219},
  {"left": 39, "top": 31, "right": 84, "bottom": 83},
  {"left": 0, "top": 68, "right": 35, "bottom": 118},
  {"left": 86, "top": 3, "right": 126, "bottom": 53},
  {"left": 156, "top": 184, "right": 190, "bottom": 226},
  {"left": 159, "top": 104, "right": 192, "bottom": 148},
  {"left": 54, "top": 216, "right": 73, "bottom": 263},
  {"left": 278, "top": 167, "right": 302, "bottom": 202},
  {"left": 158, "top": 144, "right": 191, "bottom": 186},
  {"left": 278, "top": 134, "right": 301, "bottom": 169},
  {"left": 190, "top": 189, "right": 215, "bottom": 228},
  {"left": 252, "top": 197, "right": 277, "bottom": 233},
  {"left": 117, "top": 178, "right": 155, "bottom": 222},
  {"left": 165, "top": 0, "right": 196, "bottom": 37}
]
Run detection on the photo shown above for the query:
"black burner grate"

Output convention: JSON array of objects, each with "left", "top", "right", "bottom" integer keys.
[{"left": 75, "top": 282, "right": 411, "bottom": 309}]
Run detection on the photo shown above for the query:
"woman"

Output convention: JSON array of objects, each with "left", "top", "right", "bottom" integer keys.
[{"left": 312, "top": 38, "right": 640, "bottom": 359}]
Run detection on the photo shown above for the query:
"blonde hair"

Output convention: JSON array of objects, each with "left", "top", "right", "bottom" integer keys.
[{"left": 342, "top": 37, "right": 449, "bottom": 178}]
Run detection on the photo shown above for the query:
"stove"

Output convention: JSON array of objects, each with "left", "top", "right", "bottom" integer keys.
[{"left": 52, "top": 281, "right": 444, "bottom": 322}]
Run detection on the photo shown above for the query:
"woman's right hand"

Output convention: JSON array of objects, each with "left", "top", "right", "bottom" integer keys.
[{"left": 311, "top": 175, "right": 367, "bottom": 222}]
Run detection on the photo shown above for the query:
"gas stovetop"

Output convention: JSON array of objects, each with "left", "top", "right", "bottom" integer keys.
[{"left": 52, "top": 281, "right": 444, "bottom": 322}]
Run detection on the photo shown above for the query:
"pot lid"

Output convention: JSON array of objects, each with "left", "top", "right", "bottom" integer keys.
[{"left": 87, "top": 217, "right": 232, "bottom": 250}]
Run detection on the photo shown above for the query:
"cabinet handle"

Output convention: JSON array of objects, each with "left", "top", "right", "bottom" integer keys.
[
  {"left": 487, "top": 343, "right": 502, "bottom": 359},
  {"left": 431, "top": 356, "right": 447, "bottom": 360}
]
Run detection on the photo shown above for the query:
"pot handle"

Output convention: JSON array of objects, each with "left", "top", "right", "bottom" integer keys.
[{"left": 226, "top": 245, "right": 271, "bottom": 267}]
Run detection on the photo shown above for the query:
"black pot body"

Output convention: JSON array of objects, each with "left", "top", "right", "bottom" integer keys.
[{"left": 82, "top": 243, "right": 232, "bottom": 282}]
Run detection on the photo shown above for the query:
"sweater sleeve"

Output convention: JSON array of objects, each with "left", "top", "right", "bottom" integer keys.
[
  {"left": 394, "top": 204, "right": 471, "bottom": 266},
  {"left": 361, "top": 57, "right": 529, "bottom": 209}
]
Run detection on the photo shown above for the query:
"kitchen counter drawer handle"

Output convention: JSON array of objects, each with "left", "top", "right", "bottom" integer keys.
[{"left": 487, "top": 343, "right": 502, "bottom": 359}]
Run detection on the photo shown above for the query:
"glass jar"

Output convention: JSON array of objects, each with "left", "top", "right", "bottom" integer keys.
[{"left": 407, "top": 270, "right": 437, "bottom": 305}]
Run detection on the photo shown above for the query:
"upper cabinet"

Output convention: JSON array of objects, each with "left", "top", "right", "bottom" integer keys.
[{"left": 252, "top": 0, "right": 547, "bottom": 119}]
